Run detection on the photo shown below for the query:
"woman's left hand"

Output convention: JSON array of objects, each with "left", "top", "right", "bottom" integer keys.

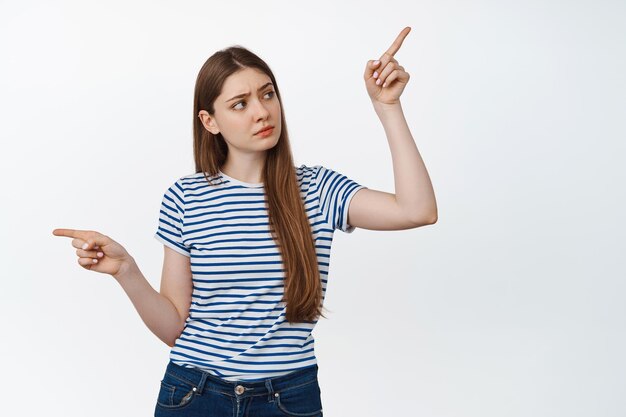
[{"left": 364, "top": 26, "right": 411, "bottom": 106}]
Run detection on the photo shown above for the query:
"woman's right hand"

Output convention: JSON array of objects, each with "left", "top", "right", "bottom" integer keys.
[{"left": 52, "top": 228, "right": 134, "bottom": 279}]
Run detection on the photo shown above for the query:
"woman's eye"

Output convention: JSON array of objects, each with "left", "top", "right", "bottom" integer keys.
[{"left": 232, "top": 91, "right": 275, "bottom": 110}]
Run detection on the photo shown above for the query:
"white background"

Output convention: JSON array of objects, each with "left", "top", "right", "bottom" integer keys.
[{"left": 1, "top": 0, "right": 625, "bottom": 416}]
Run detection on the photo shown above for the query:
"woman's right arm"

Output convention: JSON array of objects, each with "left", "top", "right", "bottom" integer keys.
[
  {"left": 52, "top": 229, "right": 192, "bottom": 347},
  {"left": 115, "top": 246, "right": 192, "bottom": 347}
]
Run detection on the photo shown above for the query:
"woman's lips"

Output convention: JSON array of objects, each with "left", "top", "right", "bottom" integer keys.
[{"left": 255, "top": 127, "right": 274, "bottom": 137}]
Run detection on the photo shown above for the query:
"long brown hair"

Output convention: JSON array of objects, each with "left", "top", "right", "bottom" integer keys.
[{"left": 192, "top": 46, "right": 326, "bottom": 324}]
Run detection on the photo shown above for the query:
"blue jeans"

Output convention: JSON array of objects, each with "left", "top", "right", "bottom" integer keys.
[{"left": 154, "top": 360, "right": 324, "bottom": 417}]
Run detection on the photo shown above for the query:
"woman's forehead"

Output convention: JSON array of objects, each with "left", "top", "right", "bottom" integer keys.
[{"left": 221, "top": 68, "right": 272, "bottom": 95}]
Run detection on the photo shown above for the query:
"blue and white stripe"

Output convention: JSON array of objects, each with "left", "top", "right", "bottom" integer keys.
[{"left": 154, "top": 164, "right": 366, "bottom": 382}]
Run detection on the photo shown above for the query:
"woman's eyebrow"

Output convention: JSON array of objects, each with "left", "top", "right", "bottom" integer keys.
[{"left": 226, "top": 82, "right": 274, "bottom": 103}]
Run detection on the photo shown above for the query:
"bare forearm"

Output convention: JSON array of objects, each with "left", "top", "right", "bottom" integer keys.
[
  {"left": 373, "top": 101, "right": 437, "bottom": 222},
  {"left": 113, "top": 259, "right": 184, "bottom": 347}
]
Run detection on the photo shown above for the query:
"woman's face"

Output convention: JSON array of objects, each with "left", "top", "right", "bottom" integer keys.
[{"left": 199, "top": 67, "right": 282, "bottom": 155}]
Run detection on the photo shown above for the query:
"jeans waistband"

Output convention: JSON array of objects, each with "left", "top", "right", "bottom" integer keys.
[{"left": 163, "top": 360, "right": 319, "bottom": 399}]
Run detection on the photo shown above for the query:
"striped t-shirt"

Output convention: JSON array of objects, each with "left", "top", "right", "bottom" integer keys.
[{"left": 154, "top": 164, "right": 367, "bottom": 382}]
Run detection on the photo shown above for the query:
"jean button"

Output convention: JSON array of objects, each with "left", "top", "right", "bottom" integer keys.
[{"left": 235, "top": 385, "right": 245, "bottom": 395}]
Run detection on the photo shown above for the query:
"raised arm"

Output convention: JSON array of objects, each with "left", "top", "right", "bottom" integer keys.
[{"left": 348, "top": 26, "right": 438, "bottom": 231}]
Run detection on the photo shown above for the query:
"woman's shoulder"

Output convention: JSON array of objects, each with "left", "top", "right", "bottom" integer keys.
[
  {"left": 179, "top": 171, "right": 220, "bottom": 182},
  {"left": 296, "top": 163, "right": 323, "bottom": 175},
  {"left": 163, "top": 172, "right": 218, "bottom": 192},
  {"left": 296, "top": 163, "right": 325, "bottom": 181}
]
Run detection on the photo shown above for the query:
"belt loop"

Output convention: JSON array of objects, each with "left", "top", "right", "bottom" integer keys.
[
  {"left": 265, "top": 378, "right": 275, "bottom": 402},
  {"left": 196, "top": 371, "right": 209, "bottom": 395}
]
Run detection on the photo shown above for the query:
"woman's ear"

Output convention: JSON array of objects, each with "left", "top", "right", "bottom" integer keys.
[{"left": 198, "top": 110, "right": 219, "bottom": 135}]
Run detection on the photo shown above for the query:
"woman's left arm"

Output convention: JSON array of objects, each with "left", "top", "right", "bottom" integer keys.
[{"left": 348, "top": 26, "right": 438, "bottom": 231}]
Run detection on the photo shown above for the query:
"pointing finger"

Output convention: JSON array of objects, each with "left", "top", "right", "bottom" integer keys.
[
  {"left": 52, "top": 228, "right": 82, "bottom": 238},
  {"left": 381, "top": 26, "right": 411, "bottom": 60},
  {"left": 53, "top": 228, "right": 105, "bottom": 250}
]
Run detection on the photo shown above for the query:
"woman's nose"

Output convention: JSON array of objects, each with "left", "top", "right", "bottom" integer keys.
[{"left": 251, "top": 98, "right": 270, "bottom": 119}]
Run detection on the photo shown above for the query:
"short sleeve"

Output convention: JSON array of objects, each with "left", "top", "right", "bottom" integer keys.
[
  {"left": 314, "top": 165, "right": 367, "bottom": 233},
  {"left": 154, "top": 179, "right": 191, "bottom": 257}
]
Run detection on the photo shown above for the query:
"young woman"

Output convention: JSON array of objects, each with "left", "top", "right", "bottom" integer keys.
[{"left": 53, "top": 26, "right": 437, "bottom": 417}]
